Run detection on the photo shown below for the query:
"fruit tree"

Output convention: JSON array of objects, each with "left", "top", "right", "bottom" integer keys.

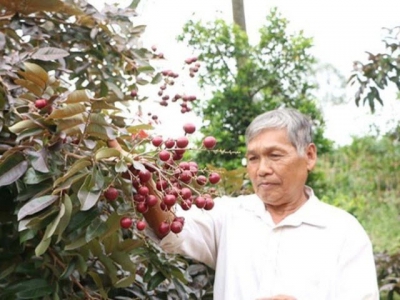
[{"left": 0, "top": 0, "right": 218, "bottom": 299}]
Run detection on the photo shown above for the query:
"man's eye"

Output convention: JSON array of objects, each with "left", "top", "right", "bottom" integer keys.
[{"left": 247, "top": 156, "right": 257, "bottom": 161}]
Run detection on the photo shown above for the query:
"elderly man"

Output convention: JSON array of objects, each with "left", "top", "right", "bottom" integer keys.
[{"left": 144, "top": 108, "right": 379, "bottom": 300}]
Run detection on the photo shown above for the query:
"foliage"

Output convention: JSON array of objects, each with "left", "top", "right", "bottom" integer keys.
[
  {"left": 178, "top": 8, "right": 333, "bottom": 171},
  {"left": 349, "top": 26, "right": 400, "bottom": 113},
  {"left": 317, "top": 133, "right": 400, "bottom": 298},
  {"left": 0, "top": 0, "right": 215, "bottom": 299}
]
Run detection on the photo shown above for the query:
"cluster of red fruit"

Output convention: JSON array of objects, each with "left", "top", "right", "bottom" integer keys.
[
  {"left": 155, "top": 57, "right": 201, "bottom": 114},
  {"left": 105, "top": 123, "right": 220, "bottom": 236}
]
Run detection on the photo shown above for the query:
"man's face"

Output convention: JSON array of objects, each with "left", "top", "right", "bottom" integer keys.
[{"left": 246, "top": 128, "right": 317, "bottom": 206}]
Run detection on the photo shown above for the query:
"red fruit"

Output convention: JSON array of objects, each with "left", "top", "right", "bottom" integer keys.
[
  {"left": 136, "top": 202, "right": 148, "bottom": 213},
  {"left": 120, "top": 217, "right": 133, "bottom": 229},
  {"left": 130, "top": 90, "right": 138, "bottom": 97},
  {"left": 183, "top": 123, "right": 196, "bottom": 134},
  {"left": 136, "top": 220, "right": 147, "bottom": 231},
  {"left": 180, "top": 187, "right": 192, "bottom": 199},
  {"left": 195, "top": 196, "right": 206, "bottom": 209},
  {"left": 156, "top": 179, "right": 168, "bottom": 191},
  {"left": 163, "top": 194, "right": 177, "bottom": 207},
  {"left": 138, "top": 186, "right": 149, "bottom": 196},
  {"left": 179, "top": 170, "right": 192, "bottom": 183},
  {"left": 152, "top": 136, "right": 163, "bottom": 147},
  {"left": 159, "top": 150, "right": 171, "bottom": 161},
  {"left": 174, "top": 148, "right": 186, "bottom": 155},
  {"left": 139, "top": 169, "right": 152, "bottom": 183},
  {"left": 173, "top": 216, "right": 185, "bottom": 225},
  {"left": 172, "top": 152, "right": 183, "bottom": 161},
  {"left": 196, "top": 175, "right": 207, "bottom": 186},
  {"left": 170, "top": 221, "right": 183, "bottom": 234},
  {"left": 158, "top": 221, "right": 170, "bottom": 236},
  {"left": 204, "top": 198, "right": 215, "bottom": 210},
  {"left": 203, "top": 136, "right": 217, "bottom": 149},
  {"left": 133, "top": 194, "right": 146, "bottom": 202},
  {"left": 146, "top": 194, "right": 158, "bottom": 207},
  {"left": 151, "top": 45, "right": 157, "bottom": 52},
  {"left": 164, "top": 138, "right": 175, "bottom": 149},
  {"left": 179, "top": 161, "right": 190, "bottom": 170},
  {"left": 209, "top": 172, "right": 221, "bottom": 184},
  {"left": 181, "top": 199, "right": 192, "bottom": 210},
  {"left": 35, "top": 99, "right": 47, "bottom": 109},
  {"left": 184, "top": 58, "right": 193, "bottom": 64},
  {"left": 176, "top": 136, "right": 189, "bottom": 148},
  {"left": 104, "top": 187, "right": 118, "bottom": 201}
]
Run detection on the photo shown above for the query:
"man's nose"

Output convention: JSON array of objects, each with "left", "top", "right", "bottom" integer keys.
[{"left": 257, "top": 158, "right": 273, "bottom": 176}]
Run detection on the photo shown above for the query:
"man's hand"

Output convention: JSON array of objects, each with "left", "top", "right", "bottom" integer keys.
[{"left": 257, "top": 295, "right": 297, "bottom": 300}]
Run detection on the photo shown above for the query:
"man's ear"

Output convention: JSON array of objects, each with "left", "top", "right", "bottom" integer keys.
[{"left": 306, "top": 143, "right": 317, "bottom": 172}]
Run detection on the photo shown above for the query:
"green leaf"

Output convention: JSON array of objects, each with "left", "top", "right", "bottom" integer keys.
[
  {"left": 64, "top": 236, "right": 87, "bottom": 251},
  {"left": 53, "top": 158, "right": 91, "bottom": 187},
  {"left": 117, "top": 239, "right": 145, "bottom": 253},
  {"left": 106, "top": 81, "right": 124, "bottom": 99},
  {"left": 56, "top": 194, "right": 73, "bottom": 243},
  {"left": 114, "top": 274, "right": 136, "bottom": 288},
  {"left": 78, "top": 175, "right": 101, "bottom": 211},
  {"left": 53, "top": 172, "right": 87, "bottom": 194},
  {"left": 19, "top": 62, "right": 49, "bottom": 88},
  {"left": 94, "top": 148, "right": 121, "bottom": 161},
  {"left": 65, "top": 90, "right": 91, "bottom": 103},
  {"left": 0, "top": 152, "right": 28, "bottom": 187},
  {"left": 17, "top": 195, "right": 58, "bottom": 221},
  {"left": 14, "top": 79, "right": 43, "bottom": 97},
  {"left": 85, "top": 217, "right": 107, "bottom": 243},
  {"left": 16, "top": 128, "right": 45, "bottom": 143},
  {"left": 88, "top": 271, "right": 108, "bottom": 299},
  {"left": 100, "top": 211, "right": 123, "bottom": 242},
  {"left": 65, "top": 207, "right": 99, "bottom": 236},
  {"left": 26, "top": 148, "right": 50, "bottom": 173},
  {"left": 8, "top": 120, "right": 39, "bottom": 134},
  {"left": 126, "top": 123, "right": 153, "bottom": 134},
  {"left": 147, "top": 271, "right": 166, "bottom": 290},
  {"left": 32, "top": 47, "right": 69, "bottom": 61},
  {"left": 3, "top": 279, "right": 53, "bottom": 299},
  {"left": 151, "top": 72, "right": 163, "bottom": 84},
  {"left": 24, "top": 167, "right": 52, "bottom": 184},
  {"left": 35, "top": 235, "right": 51, "bottom": 256},
  {"left": 56, "top": 114, "right": 86, "bottom": 131},
  {"left": 87, "top": 123, "right": 116, "bottom": 140},
  {"left": 129, "top": 0, "right": 141, "bottom": 9},
  {"left": 59, "top": 257, "right": 76, "bottom": 279},
  {"left": 43, "top": 202, "right": 65, "bottom": 239},
  {"left": 48, "top": 103, "right": 86, "bottom": 119},
  {"left": 115, "top": 160, "right": 128, "bottom": 173},
  {"left": 110, "top": 251, "right": 136, "bottom": 273}
]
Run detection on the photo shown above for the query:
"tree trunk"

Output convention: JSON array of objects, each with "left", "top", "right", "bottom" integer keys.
[{"left": 231, "top": 0, "right": 246, "bottom": 33}]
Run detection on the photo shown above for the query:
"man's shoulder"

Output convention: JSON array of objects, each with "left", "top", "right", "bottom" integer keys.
[{"left": 314, "top": 197, "right": 367, "bottom": 232}]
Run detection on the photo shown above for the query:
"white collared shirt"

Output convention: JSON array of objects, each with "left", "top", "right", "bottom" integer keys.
[{"left": 160, "top": 188, "right": 379, "bottom": 300}]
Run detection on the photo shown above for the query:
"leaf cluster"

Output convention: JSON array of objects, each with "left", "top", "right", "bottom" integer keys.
[{"left": 349, "top": 26, "right": 400, "bottom": 113}]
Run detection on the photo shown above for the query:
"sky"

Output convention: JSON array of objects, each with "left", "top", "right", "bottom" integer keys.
[{"left": 91, "top": 0, "right": 400, "bottom": 146}]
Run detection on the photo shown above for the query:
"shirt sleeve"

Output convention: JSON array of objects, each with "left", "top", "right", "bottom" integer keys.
[
  {"left": 335, "top": 217, "right": 380, "bottom": 300},
  {"left": 158, "top": 196, "right": 229, "bottom": 269}
]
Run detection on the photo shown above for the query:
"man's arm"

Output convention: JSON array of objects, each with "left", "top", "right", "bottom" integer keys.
[{"left": 335, "top": 219, "right": 379, "bottom": 299}]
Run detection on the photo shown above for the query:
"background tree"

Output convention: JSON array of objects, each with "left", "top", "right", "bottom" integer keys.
[
  {"left": 0, "top": 0, "right": 216, "bottom": 299},
  {"left": 350, "top": 25, "right": 400, "bottom": 113},
  {"left": 179, "top": 8, "right": 332, "bottom": 171}
]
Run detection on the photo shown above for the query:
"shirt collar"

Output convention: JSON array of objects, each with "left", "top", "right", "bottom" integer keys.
[{"left": 241, "top": 187, "right": 328, "bottom": 228}]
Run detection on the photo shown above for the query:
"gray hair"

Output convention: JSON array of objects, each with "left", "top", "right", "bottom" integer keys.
[{"left": 245, "top": 108, "right": 313, "bottom": 156}]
